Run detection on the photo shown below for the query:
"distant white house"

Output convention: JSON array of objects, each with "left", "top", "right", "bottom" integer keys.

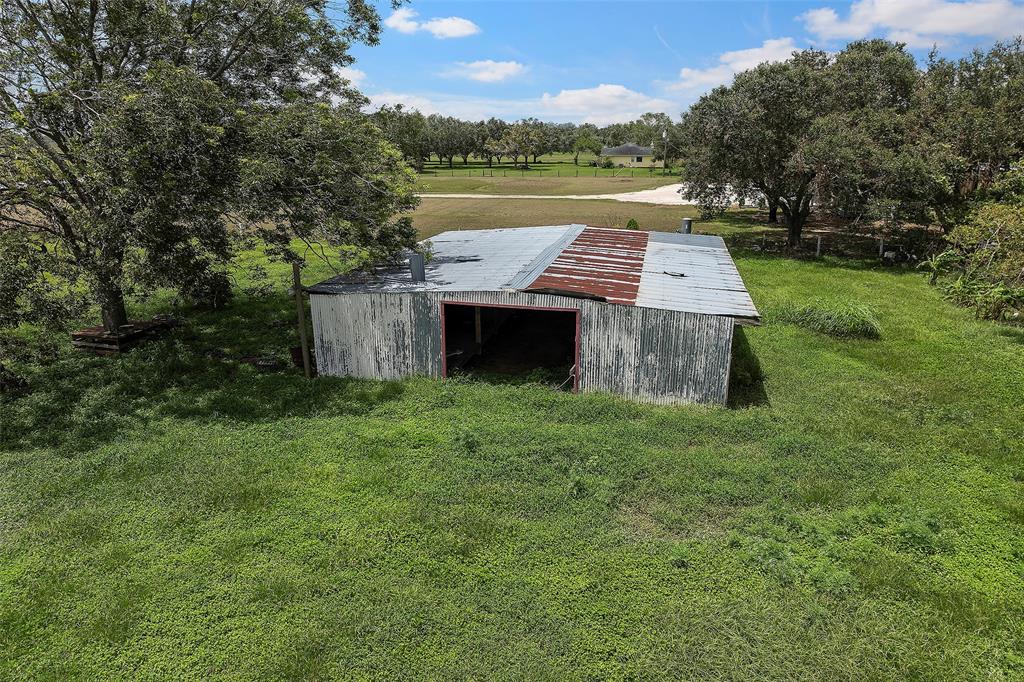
[{"left": 600, "top": 143, "right": 663, "bottom": 168}]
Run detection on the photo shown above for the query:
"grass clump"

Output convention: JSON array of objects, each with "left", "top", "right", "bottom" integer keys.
[{"left": 769, "top": 299, "right": 882, "bottom": 339}]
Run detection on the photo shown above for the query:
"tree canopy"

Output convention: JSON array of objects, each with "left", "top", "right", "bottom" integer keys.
[
  {"left": 679, "top": 38, "right": 1024, "bottom": 246},
  {"left": 0, "top": 0, "right": 416, "bottom": 332}
]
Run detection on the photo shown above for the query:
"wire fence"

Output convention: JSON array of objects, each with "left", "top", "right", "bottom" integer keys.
[
  {"left": 418, "top": 167, "right": 682, "bottom": 179},
  {"left": 731, "top": 227, "right": 944, "bottom": 263}
]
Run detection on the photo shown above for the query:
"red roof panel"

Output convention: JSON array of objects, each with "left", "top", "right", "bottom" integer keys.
[{"left": 523, "top": 227, "right": 649, "bottom": 304}]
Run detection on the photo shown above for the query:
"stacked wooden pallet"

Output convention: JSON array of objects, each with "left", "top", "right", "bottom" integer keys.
[{"left": 71, "top": 317, "right": 175, "bottom": 355}]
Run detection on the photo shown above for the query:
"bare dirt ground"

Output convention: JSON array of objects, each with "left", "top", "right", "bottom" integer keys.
[{"left": 420, "top": 182, "right": 694, "bottom": 205}]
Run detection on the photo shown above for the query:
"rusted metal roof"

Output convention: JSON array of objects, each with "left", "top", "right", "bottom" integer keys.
[
  {"left": 523, "top": 227, "right": 649, "bottom": 305},
  {"left": 308, "top": 225, "right": 760, "bottom": 323}
]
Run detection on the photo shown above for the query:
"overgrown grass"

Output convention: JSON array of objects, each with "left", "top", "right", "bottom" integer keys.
[
  {"left": 768, "top": 299, "right": 883, "bottom": 339},
  {"left": 1, "top": 245, "right": 1022, "bottom": 679}
]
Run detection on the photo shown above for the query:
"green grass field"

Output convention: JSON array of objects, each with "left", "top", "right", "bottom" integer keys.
[
  {"left": 2, "top": 216, "right": 1023, "bottom": 678},
  {"left": 416, "top": 175, "right": 678, "bottom": 195},
  {"left": 419, "top": 151, "right": 679, "bottom": 179}
]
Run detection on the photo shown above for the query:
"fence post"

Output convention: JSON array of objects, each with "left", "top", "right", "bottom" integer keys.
[
  {"left": 292, "top": 263, "right": 311, "bottom": 379},
  {"left": 815, "top": 235, "right": 822, "bottom": 257},
  {"left": 878, "top": 236, "right": 885, "bottom": 257}
]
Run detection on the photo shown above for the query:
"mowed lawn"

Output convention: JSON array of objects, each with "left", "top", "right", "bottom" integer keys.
[
  {"left": 1, "top": 221, "right": 1023, "bottom": 678},
  {"left": 416, "top": 174, "right": 678, "bottom": 196},
  {"left": 418, "top": 151, "right": 680, "bottom": 179}
]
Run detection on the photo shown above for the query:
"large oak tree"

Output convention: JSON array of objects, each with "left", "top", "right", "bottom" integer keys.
[
  {"left": 0, "top": 0, "right": 416, "bottom": 332},
  {"left": 679, "top": 41, "right": 941, "bottom": 246}
]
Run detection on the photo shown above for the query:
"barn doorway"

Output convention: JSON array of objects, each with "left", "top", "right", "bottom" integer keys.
[{"left": 441, "top": 302, "right": 579, "bottom": 390}]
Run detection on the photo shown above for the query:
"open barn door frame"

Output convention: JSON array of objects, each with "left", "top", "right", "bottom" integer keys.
[{"left": 439, "top": 301, "right": 581, "bottom": 392}]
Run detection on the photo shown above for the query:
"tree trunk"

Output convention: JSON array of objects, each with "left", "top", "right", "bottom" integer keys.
[
  {"left": 447, "top": 156, "right": 453, "bottom": 168},
  {"left": 532, "top": 154, "right": 538, "bottom": 163},
  {"left": 767, "top": 199, "right": 778, "bottom": 224},
  {"left": 487, "top": 156, "right": 493, "bottom": 167},
  {"left": 573, "top": 151, "right": 580, "bottom": 165},
  {"left": 98, "top": 283, "right": 129, "bottom": 332},
  {"left": 786, "top": 214, "right": 804, "bottom": 247}
]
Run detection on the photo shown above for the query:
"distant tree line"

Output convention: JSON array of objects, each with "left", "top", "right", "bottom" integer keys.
[{"left": 370, "top": 110, "right": 680, "bottom": 169}]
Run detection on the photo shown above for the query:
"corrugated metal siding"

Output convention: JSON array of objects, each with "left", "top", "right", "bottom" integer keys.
[{"left": 311, "top": 290, "right": 735, "bottom": 405}]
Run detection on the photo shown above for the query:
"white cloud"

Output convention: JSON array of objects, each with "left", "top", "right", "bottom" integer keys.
[
  {"left": 383, "top": 8, "right": 420, "bottom": 34},
  {"left": 369, "top": 91, "right": 442, "bottom": 114},
  {"left": 444, "top": 60, "right": 526, "bottom": 82},
  {"left": 885, "top": 30, "right": 951, "bottom": 48},
  {"left": 421, "top": 17, "right": 481, "bottom": 39},
  {"left": 800, "top": 0, "right": 1024, "bottom": 43},
  {"left": 538, "top": 84, "right": 676, "bottom": 124},
  {"left": 383, "top": 8, "right": 480, "bottom": 39},
  {"left": 669, "top": 38, "right": 799, "bottom": 94},
  {"left": 336, "top": 66, "right": 366, "bottom": 86},
  {"left": 367, "top": 84, "right": 679, "bottom": 125}
]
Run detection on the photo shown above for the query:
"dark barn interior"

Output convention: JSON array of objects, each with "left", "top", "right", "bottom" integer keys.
[{"left": 442, "top": 303, "right": 578, "bottom": 386}]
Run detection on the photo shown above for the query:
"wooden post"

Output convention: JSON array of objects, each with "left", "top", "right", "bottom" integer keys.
[
  {"left": 474, "top": 306, "right": 482, "bottom": 353},
  {"left": 879, "top": 236, "right": 885, "bottom": 257},
  {"left": 293, "top": 263, "right": 312, "bottom": 379},
  {"left": 815, "top": 235, "right": 822, "bottom": 257}
]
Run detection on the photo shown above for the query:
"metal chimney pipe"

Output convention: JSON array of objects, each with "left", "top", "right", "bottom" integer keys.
[
  {"left": 680, "top": 218, "right": 693, "bottom": 234},
  {"left": 409, "top": 253, "right": 426, "bottom": 282}
]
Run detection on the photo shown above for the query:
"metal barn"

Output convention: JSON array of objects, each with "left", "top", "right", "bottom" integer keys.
[{"left": 308, "top": 225, "right": 760, "bottom": 405}]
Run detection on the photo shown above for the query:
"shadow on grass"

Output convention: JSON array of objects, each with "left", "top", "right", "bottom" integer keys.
[
  {"left": 728, "top": 327, "right": 767, "bottom": 408},
  {"left": 700, "top": 209, "right": 777, "bottom": 233},
  {"left": 995, "top": 325, "right": 1024, "bottom": 345},
  {"left": 730, "top": 244, "right": 925, "bottom": 277},
  {"left": 1, "top": 294, "right": 405, "bottom": 453}
]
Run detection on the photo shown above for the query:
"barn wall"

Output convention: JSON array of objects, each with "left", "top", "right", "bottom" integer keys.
[{"left": 310, "top": 291, "right": 734, "bottom": 405}]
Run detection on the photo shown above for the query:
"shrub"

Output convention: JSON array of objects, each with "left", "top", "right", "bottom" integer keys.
[
  {"left": 769, "top": 299, "right": 881, "bottom": 339},
  {"left": 625, "top": 218, "right": 639, "bottom": 230},
  {"left": 923, "top": 201, "right": 1024, "bottom": 321}
]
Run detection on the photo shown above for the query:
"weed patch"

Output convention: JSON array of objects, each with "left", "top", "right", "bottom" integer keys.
[{"left": 768, "top": 299, "right": 882, "bottom": 339}]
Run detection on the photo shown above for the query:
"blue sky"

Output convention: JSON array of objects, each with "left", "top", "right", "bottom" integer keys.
[{"left": 344, "top": 0, "right": 1024, "bottom": 124}]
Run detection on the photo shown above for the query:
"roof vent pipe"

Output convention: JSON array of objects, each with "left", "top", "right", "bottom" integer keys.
[
  {"left": 409, "top": 253, "right": 426, "bottom": 282},
  {"left": 680, "top": 218, "right": 693, "bottom": 234}
]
